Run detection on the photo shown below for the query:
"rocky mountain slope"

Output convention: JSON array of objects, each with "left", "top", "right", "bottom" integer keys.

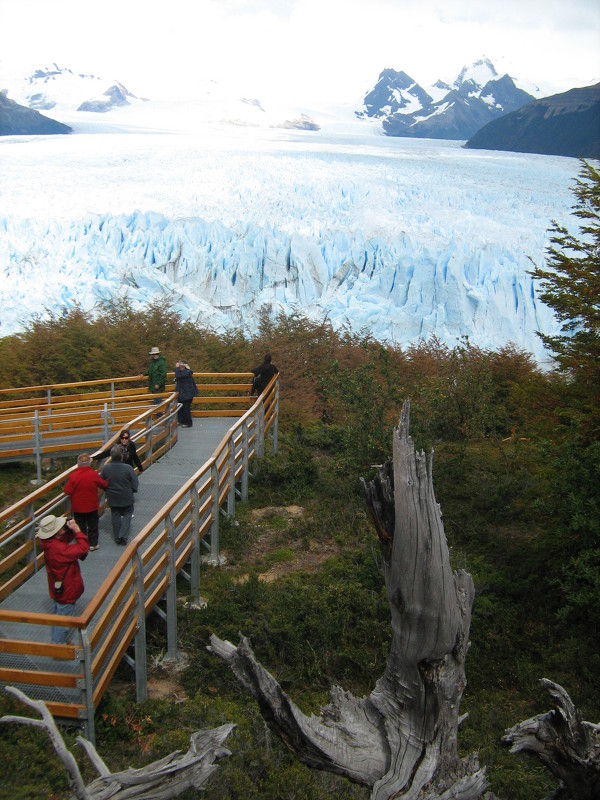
[
  {"left": 465, "top": 82, "right": 600, "bottom": 158},
  {"left": 0, "top": 91, "right": 72, "bottom": 135}
]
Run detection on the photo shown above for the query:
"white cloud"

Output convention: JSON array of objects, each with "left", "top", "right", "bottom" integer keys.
[{"left": 1, "top": 0, "right": 598, "bottom": 103}]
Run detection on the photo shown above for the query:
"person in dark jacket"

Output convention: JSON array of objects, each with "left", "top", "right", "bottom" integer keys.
[
  {"left": 37, "top": 514, "right": 89, "bottom": 644},
  {"left": 98, "top": 430, "right": 144, "bottom": 473},
  {"left": 100, "top": 445, "right": 139, "bottom": 545},
  {"left": 251, "top": 353, "right": 279, "bottom": 395},
  {"left": 64, "top": 453, "right": 108, "bottom": 551},
  {"left": 174, "top": 359, "right": 199, "bottom": 427},
  {"left": 144, "top": 346, "right": 167, "bottom": 395}
]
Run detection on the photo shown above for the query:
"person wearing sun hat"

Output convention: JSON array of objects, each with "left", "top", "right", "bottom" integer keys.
[
  {"left": 143, "top": 346, "right": 167, "bottom": 395},
  {"left": 36, "top": 514, "right": 90, "bottom": 645}
]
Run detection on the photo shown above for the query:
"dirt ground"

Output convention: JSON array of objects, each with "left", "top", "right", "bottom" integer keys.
[{"left": 228, "top": 504, "right": 341, "bottom": 584}]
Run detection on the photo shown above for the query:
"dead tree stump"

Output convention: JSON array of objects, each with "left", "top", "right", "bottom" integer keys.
[
  {"left": 503, "top": 679, "right": 600, "bottom": 800},
  {"left": 1, "top": 685, "right": 234, "bottom": 800},
  {"left": 210, "top": 399, "right": 491, "bottom": 799}
]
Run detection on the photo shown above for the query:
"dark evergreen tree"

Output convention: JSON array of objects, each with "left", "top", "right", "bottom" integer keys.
[{"left": 530, "top": 160, "right": 600, "bottom": 434}]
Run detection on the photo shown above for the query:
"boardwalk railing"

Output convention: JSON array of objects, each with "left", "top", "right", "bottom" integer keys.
[
  {"left": 0, "top": 373, "right": 279, "bottom": 742},
  {"left": 0, "top": 373, "right": 258, "bottom": 479}
]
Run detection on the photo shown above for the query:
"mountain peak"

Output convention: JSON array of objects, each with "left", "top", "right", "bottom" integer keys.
[
  {"left": 454, "top": 56, "right": 498, "bottom": 90},
  {"left": 1, "top": 62, "right": 143, "bottom": 115}
]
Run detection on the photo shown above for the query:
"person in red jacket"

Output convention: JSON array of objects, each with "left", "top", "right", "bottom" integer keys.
[
  {"left": 64, "top": 453, "right": 108, "bottom": 551},
  {"left": 37, "top": 514, "right": 90, "bottom": 645}
]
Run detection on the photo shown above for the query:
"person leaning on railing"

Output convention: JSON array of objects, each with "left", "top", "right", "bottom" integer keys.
[
  {"left": 36, "top": 515, "right": 89, "bottom": 646},
  {"left": 174, "top": 359, "right": 199, "bottom": 428},
  {"left": 250, "top": 352, "right": 279, "bottom": 395}
]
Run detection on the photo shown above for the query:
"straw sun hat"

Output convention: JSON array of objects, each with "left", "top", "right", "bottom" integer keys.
[{"left": 37, "top": 515, "right": 67, "bottom": 540}]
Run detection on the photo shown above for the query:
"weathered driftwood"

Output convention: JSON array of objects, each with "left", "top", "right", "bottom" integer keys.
[
  {"left": 1, "top": 685, "right": 234, "bottom": 800},
  {"left": 502, "top": 679, "right": 600, "bottom": 800},
  {"left": 210, "top": 399, "right": 490, "bottom": 799}
]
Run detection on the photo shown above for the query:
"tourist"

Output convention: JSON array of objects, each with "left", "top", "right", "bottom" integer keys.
[
  {"left": 98, "top": 429, "right": 144, "bottom": 473},
  {"left": 63, "top": 453, "right": 108, "bottom": 551},
  {"left": 174, "top": 359, "right": 199, "bottom": 427},
  {"left": 250, "top": 353, "right": 279, "bottom": 395},
  {"left": 143, "top": 346, "right": 167, "bottom": 398},
  {"left": 37, "top": 515, "right": 89, "bottom": 645},
  {"left": 100, "top": 445, "right": 139, "bottom": 545}
]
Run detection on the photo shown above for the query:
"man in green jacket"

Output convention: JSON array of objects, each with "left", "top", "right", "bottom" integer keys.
[{"left": 145, "top": 346, "right": 167, "bottom": 395}]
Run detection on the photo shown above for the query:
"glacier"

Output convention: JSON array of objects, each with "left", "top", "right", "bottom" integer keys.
[{"left": 0, "top": 112, "right": 581, "bottom": 363}]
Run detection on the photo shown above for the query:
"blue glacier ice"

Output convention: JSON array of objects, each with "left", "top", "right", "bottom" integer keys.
[{"left": 0, "top": 123, "right": 581, "bottom": 363}]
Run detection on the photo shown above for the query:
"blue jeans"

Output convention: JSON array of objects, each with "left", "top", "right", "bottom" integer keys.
[
  {"left": 52, "top": 600, "right": 76, "bottom": 644},
  {"left": 111, "top": 505, "right": 134, "bottom": 542}
]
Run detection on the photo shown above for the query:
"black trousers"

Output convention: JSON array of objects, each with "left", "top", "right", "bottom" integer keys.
[
  {"left": 178, "top": 398, "right": 193, "bottom": 426},
  {"left": 73, "top": 510, "right": 99, "bottom": 547}
]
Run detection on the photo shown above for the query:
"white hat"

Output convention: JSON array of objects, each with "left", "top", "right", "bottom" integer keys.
[
  {"left": 37, "top": 515, "right": 67, "bottom": 539},
  {"left": 149, "top": 346, "right": 161, "bottom": 355}
]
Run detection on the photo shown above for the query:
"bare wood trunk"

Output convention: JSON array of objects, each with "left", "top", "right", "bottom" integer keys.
[
  {"left": 502, "top": 679, "right": 600, "bottom": 800},
  {"left": 210, "top": 400, "right": 490, "bottom": 799},
  {"left": 1, "top": 686, "right": 234, "bottom": 800}
]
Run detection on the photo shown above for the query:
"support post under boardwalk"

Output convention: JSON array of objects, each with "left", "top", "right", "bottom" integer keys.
[
  {"left": 227, "top": 434, "right": 236, "bottom": 516},
  {"left": 241, "top": 421, "right": 249, "bottom": 502},
  {"left": 165, "top": 514, "right": 179, "bottom": 660},
  {"left": 208, "top": 462, "right": 220, "bottom": 565},
  {"left": 134, "top": 550, "right": 148, "bottom": 702}
]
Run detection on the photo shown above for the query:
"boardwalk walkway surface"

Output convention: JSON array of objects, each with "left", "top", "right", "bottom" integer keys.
[{"left": 0, "top": 417, "right": 231, "bottom": 654}]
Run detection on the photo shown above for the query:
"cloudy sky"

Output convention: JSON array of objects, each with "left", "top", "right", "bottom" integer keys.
[{"left": 1, "top": 0, "right": 599, "bottom": 103}]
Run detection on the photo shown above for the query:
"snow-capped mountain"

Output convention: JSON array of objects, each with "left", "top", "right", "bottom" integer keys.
[
  {"left": 0, "top": 62, "right": 323, "bottom": 133},
  {"left": 2, "top": 63, "right": 145, "bottom": 114},
  {"left": 357, "top": 57, "right": 536, "bottom": 140}
]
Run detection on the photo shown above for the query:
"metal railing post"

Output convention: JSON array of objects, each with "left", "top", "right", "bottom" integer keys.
[
  {"left": 165, "top": 514, "right": 179, "bottom": 660},
  {"left": 34, "top": 411, "right": 42, "bottom": 484},
  {"left": 102, "top": 403, "right": 110, "bottom": 442},
  {"left": 241, "top": 421, "right": 249, "bottom": 502},
  {"left": 258, "top": 403, "right": 265, "bottom": 458},
  {"left": 209, "top": 462, "right": 220, "bottom": 565},
  {"left": 134, "top": 551, "right": 148, "bottom": 702},
  {"left": 145, "top": 415, "right": 153, "bottom": 466},
  {"left": 190, "top": 487, "right": 201, "bottom": 601},
  {"left": 25, "top": 502, "right": 36, "bottom": 568},
  {"left": 79, "top": 628, "right": 96, "bottom": 746},
  {"left": 227, "top": 434, "right": 236, "bottom": 517},
  {"left": 273, "top": 384, "right": 279, "bottom": 454}
]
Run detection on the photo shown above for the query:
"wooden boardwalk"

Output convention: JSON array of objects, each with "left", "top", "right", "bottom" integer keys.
[{"left": 0, "top": 418, "right": 232, "bottom": 706}]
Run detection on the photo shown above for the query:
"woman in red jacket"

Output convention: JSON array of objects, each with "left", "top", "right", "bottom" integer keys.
[
  {"left": 37, "top": 515, "right": 90, "bottom": 645},
  {"left": 64, "top": 453, "right": 108, "bottom": 551}
]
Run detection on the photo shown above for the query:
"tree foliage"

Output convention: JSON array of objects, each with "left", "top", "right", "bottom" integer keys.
[{"left": 530, "top": 159, "right": 600, "bottom": 435}]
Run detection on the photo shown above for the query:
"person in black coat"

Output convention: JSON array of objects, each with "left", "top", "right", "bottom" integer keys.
[
  {"left": 98, "top": 429, "right": 144, "bottom": 472},
  {"left": 175, "top": 360, "right": 199, "bottom": 427},
  {"left": 251, "top": 353, "right": 279, "bottom": 395}
]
